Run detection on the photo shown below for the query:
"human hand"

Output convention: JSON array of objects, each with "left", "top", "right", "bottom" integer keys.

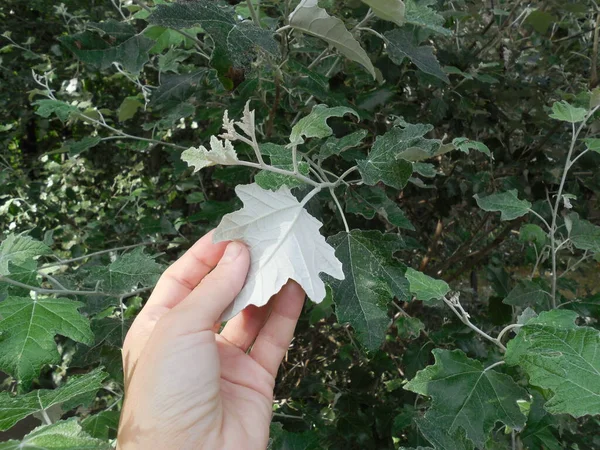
[{"left": 117, "top": 231, "right": 306, "bottom": 450}]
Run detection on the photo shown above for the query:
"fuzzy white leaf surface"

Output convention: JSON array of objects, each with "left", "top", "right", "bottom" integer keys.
[
  {"left": 182, "top": 136, "right": 239, "bottom": 173},
  {"left": 214, "top": 183, "right": 344, "bottom": 320}
]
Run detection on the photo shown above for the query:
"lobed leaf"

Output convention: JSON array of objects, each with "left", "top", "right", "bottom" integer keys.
[{"left": 473, "top": 189, "right": 531, "bottom": 221}]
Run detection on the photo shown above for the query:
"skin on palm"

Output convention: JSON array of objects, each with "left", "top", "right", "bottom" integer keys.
[{"left": 117, "top": 232, "right": 305, "bottom": 450}]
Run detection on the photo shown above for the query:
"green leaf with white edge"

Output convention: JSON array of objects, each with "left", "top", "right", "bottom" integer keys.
[
  {"left": 473, "top": 190, "right": 532, "bottom": 221},
  {"left": 0, "top": 418, "right": 111, "bottom": 450},
  {"left": 182, "top": 137, "right": 239, "bottom": 173},
  {"left": 568, "top": 212, "right": 600, "bottom": 253},
  {"left": 405, "top": 267, "right": 449, "bottom": 302},
  {"left": 318, "top": 129, "right": 368, "bottom": 162},
  {"left": 357, "top": 120, "right": 440, "bottom": 189},
  {"left": 289, "top": 0, "right": 376, "bottom": 79},
  {"left": 415, "top": 414, "right": 474, "bottom": 450},
  {"left": 214, "top": 184, "right": 344, "bottom": 321},
  {"left": 86, "top": 247, "right": 163, "bottom": 294},
  {"left": 255, "top": 143, "right": 310, "bottom": 190},
  {"left": 346, "top": 186, "right": 415, "bottom": 230},
  {"left": 549, "top": 100, "right": 587, "bottom": 123},
  {"left": 452, "top": 137, "right": 492, "bottom": 158},
  {"left": 362, "top": 0, "right": 405, "bottom": 26},
  {"left": 33, "top": 100, "right": 79, "bottom": 123},
  {"left": 148, "top": 1, "right": 278, "bottom": 70},
  {"left": 60, "top": 31, "right": 155, "bottom": 74},
  {"left": 326, "top": 230, "right": 409, "bottom": 350},
  {"left": 384, "top": 29, "right": 448, "bottom": 83},
  {"left": 0, "top": 297, "right": 93, "bottom": 390},
  {"left": 289, "top": 105, "right": 359, "bottom": 146},
  {"left": 519, "top": 223, "right": 547, "bottom": 250},
  {"left": 413, "top": 162, "right": 437, "bottom": 178},
  {"left": 503, "top": 279, "right": 551, "bottom": 309},
  {"left": 405, "top": 349, "right": 528, "bottom": 449},
  {"left": 0, "top": 368, "right": 107, "bottom": 431},
  {"left": 583, "top": 138, "right": 600, "bottom": 154},
  {"left": 404, "top": 0, "right": 451, "bottom": 36},
  {"left": 505, "top": 309, "right": 600, "bottom": 417},
  {"left": 0, "top": 234, "right": 51, "bottom": 276}
]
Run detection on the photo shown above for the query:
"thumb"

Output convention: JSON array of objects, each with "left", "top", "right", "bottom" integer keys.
[{"left": 157, "top": 241, "right": 250, "bottom": 335}]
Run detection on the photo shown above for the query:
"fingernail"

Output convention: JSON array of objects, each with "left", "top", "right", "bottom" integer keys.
[{"left": 221, "top": 242, "right": 243, "bottom": 264}]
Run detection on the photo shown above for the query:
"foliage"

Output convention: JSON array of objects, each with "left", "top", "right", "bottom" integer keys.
[{"left": 1, "top": 0, "right": 600, "bottom": 449}]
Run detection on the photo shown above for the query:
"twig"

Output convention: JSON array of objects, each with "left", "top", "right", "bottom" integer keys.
[
  {"left": 40, "top": 241, "right": 161, "bottom": 269},
  {"left": 443, "top": 293, "right": 506, "bottom": 351}
]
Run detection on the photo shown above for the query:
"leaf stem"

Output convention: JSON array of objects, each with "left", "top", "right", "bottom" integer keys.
[
  {"left": 246, "top": 0, "right": 261, "bottom": 27},
  {"left": 329, "top": 187, "right": 350, "bottom": 233},
  {"left": 483, "top": 360, "right": 505, "bottom": 372},
  {"left": 496, "top": 323, "right": 523, "bottom": 343}
]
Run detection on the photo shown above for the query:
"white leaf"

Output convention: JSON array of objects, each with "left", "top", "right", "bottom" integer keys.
[
  {"left": 289, "top": 0, "right": 376, "bottom": 79},
  {"left": 181, "top": 136, "right": 239, "bottom": 173},
  {"left": 362, "top": 0, "right": 405, "bottom": 26},
  {"left": 214, "top": 183, "right": 344, "bottom": 320}
]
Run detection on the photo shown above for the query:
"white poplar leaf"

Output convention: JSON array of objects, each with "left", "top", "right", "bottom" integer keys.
[
  {"left": 181, "top": 136, "right": 239, "bottom": 173},
  {"left": 214, "top": 183, "right": 345, "bottom": 321},
  {"left": 362, "top": 0, "right": 406, "bottom": 26},
  {"left": 289, "top": 0, "right": 376, "bottom": 79}
]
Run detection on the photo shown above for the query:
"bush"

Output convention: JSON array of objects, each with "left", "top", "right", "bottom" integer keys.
[{"left": 1, "top": 1, "right": 599, "bottom": 448}]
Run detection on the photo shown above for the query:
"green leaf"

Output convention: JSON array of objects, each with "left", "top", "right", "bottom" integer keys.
[
  {"left": 505, "top": 310, "right": 600, "bottom": 417},
  {"left": 384, "top": 29, "right": 448, "bottom": 83},
  {"left": 144, "top": 26, "right": 185, "bottom": 54},
  {"left": 289, "top": 105, "right": 359, "bottom": 146},
  {"left": 549, "top": 100, "right": 587, "bottom": 123},
  {"left": 117, "top": 96, "right": 143, "bottom": 122},
  {"left": 65, "top": 136, "right": 102, "bottom": 156},
  {"left": 568, "top": 213, "right": 600, "bottom": 253},
  {"left": 346, "top": 186, "right": 415, "bottom": 230},
  {"left": 473, "top": 190, "right": 531, "bottom": 221},
  {"left": 81, "top": 411, "right": 120, "bottom": 440},
  {"left": 451, "top": 138, "right": 492, "bottom": 158},
  {"left": 255, "top": 143, "right": 310, "bottom": 190},
  {"left": 289, "top": 0, "right": 376, "bottom": 78},
  {"left": 405, "top": 268, "right": 449, "bottom": 302},
  {"left": 362, "top": 0, "right": 405, "bottom": 26},
  {"left": 404, "top": 0, "right": 451, "bottom": 36},
  {"left": 0, "top": 418, "right": 111, "bottom": 450},
  {"left": 150, "top": 70, "right": 210, "bottom": 109},
  {"left": 86, "top": 247, "right": 163, "bottom": 294},
  {"left": 0, "top": 368, "right": 107, "bottom": 431},
  {"left": 0, "top": 234, "right": 51, "bottom": 276},
  {"left": 525, "top": 10, "right": 556, "bottom": 34},
  {"left": 519, "top": 223, "right": 547, "bottom": 250},
  {"left": 148, "top": 1, "right": 278, "bottom": 70},
  {"left": 33, "top": 100, "right": 79, "bottom": 123},
  {"left": 326, "top": 230, "right": 409, "bottom": 350},
  {"left": 520, "top": 392, "right": 561, "bottom": 450},
  {"left": 405, "top": 349, "right": 528, "bottom": 448},
  {"left": 357, "top": 121, "right": 440, "bottom": 189},
  {"left": 583, "top": 138, "right": 600, "bottom": 154},
  {"left": 503, "top": 279, "right": 551, "bottom": 309},
  {"left": 413, "top": 162, "right": 437, "bottom": 178},
  {"left": 0, "top": 297, "right": 93, "bottom": 390},
  {"left": 415, "top": 414, "right": 474, "bottom": 450},
  {"left": 269, "top": 422, "right": 319, "bottom": 450},
  {"left": 318, "top": 129, "right": 368, "bottom": 162},
  {"left": 60, "top": 30, "right": 155, "bottom": 74}
]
